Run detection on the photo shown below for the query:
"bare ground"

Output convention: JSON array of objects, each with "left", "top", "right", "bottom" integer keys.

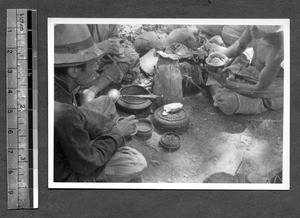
[{"left": 128, "top": 92, "right": 283, "bottom": 183}]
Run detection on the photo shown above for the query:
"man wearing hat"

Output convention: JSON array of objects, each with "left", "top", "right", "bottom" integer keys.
[
  {"left": 206, "top": 25, "right": 284, "bottom": 115},
  {"left": 54, "top": 24, "right": 147, "bottom": 182}
]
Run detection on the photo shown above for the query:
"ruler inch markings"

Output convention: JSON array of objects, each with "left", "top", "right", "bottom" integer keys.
[{"left": 6, "top": 9, "right": 38, "bottom": 210}]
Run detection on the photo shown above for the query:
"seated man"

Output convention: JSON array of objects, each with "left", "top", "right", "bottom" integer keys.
[
  {"left": 206, "top": 25, "right": 284, "bottom": 115},
  {"left": 78, "top": 24, "right": 139, "bottom": 104},
  {"left": 54, "top": 24, "right": 147, "bottom": 182}
]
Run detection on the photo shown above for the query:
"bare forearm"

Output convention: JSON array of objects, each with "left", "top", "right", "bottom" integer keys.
[
  {"left": 224, "top": 40, "right": 246, "bottom": 59},
  {"left": 222, "top": 80, "right": 264, "bottom": 98}
]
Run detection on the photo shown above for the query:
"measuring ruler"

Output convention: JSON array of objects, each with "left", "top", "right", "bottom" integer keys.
[{"left": 6, "top": 9, "right": 38, "bottom": 209}]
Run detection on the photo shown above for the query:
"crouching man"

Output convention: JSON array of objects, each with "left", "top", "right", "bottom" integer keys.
[
  {"left": 206, "top": 25, "right": 284, "bottom": 115},
  {"left": 54, "top": 24, "right": 147, "bottom": 182}
]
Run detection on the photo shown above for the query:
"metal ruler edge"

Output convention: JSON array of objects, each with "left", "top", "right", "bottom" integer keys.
[{"left": 6, "top": 9, "right": 38, "bottom": 209}]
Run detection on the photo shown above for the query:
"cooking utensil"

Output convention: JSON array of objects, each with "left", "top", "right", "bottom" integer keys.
[
  {"left": 107, "top": 88, "right": 163, "bottom": 102},
  {"left": 121, "top": 94, "right": 163, "bottom": 99},
  {"left": 115, "top": 85, "right": 153, "bottom": 116}
]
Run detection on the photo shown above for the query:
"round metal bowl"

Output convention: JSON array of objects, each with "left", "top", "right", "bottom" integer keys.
[
  {"left": 135, "top": 118, "right": 154, "bottom": 141},
  {"left": 205, "top": 52, "right": 228, "bottom": 73},
  {"left": 116, "top": 117, "right": 138, "bottom": 136},
  {"left": 116, "top": 85, "right": 152, "bottom": 114},
  {"left": 159, "top": 132, "right": 181, "bottom": 152}
]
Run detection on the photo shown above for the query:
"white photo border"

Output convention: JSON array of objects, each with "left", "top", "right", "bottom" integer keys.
[{"left": 48, "top": 18, "right": 290, "bottom": 190}]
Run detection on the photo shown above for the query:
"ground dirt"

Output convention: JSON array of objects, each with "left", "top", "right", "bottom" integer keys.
[{"left": 126, "top": 92, "right": 283, "bottom": 184}]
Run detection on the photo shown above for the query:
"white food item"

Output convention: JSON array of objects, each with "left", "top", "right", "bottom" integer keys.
[
  {"left": 162, "top": 103, "right": 183, "bottom": 115},
  {"left": 210, "top": 57, "right": 225, "bottom": 66}
]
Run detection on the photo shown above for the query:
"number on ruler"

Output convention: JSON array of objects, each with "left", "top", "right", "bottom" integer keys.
[
  {"left": 8, "top": 110, "right": 13, "bottom": 113},
  {"left": 8, "top": 129, "right": 13, "bottom": 134},
  {"left": 7, "top": 70, "right": 13, "bottom": 74},
  {"left": 8, "top": 190, "right": 14, "bottom": 195},
  {"left": 8, "top": 149, "right": 14, "bottom": 154},
  {"left": 8, "top": 169, "right": 14, "bottom": 174},
  {"left": 7, "top": 49, "right": 13, "bottom": 53},
  {"left": 19, "top": 23, "right": 25, "bottom": 32}
]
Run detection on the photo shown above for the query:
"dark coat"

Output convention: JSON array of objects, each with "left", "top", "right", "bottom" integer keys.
[{"left": 54, "top": 76, "right": 124, "bottom": 182}]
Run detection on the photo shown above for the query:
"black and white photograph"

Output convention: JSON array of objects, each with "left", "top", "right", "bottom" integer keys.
[{"left": 48, "top": 18, "right": 290, "bottom": 189}]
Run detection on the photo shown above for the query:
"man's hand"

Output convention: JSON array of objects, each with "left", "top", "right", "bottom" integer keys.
[
  {"left": 115, "top": 115, "right": 138, "bottom": 138},
  {"left": 78, "top": 89, "right": 96, "bottom": 105},
  {"left": 206, "top": 66, "right": 234, "bottom": 86}
]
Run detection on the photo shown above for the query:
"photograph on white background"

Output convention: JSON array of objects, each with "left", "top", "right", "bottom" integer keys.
[{"left": 48, "top": 18, "right": 290, "bottom": 189}]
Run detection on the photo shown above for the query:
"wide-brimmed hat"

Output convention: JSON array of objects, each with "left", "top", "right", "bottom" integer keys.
[
  {"left": 257, "top": 25, "right": 282, "bottom": 33},
  {"left": 55, "top": 24, "right": 105, "bottom": 67}
]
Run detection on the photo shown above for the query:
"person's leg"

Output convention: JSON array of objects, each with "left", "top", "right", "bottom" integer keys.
[
  {"left": 262, "top": 97, "right": 283, "bottom": 111},
  {"left": 209, "top": 85, "right": 239, "bottom": 115},
  {"left": 235, "top": 93, "right": 268, "bottom": 114},
  {"left": 78, "top": 96, "right": 119, "bottom": 138},
  {"left": 102, "top": 146, "right": 147, "bottom": 182},
  {"left": 209, "top": 85, "right": 268, "bottom": 115}
]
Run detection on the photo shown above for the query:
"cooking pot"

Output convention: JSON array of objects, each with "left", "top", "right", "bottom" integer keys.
[{"left": 116, "top": 85, "right": 152, "bottom": 115}]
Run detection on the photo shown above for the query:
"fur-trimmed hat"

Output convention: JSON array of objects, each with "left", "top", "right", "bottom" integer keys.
[{"left": 55, "top": 24, "right": 105, "bottom": 67}]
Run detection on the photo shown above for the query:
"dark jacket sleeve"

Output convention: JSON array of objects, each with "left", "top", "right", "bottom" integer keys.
[{"left": 55, "top": 104, "right": 124, "bottom": 176}]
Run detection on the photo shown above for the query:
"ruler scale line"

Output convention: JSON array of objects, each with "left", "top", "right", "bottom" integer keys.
[{"left": 6, "top": 9, "right": 38, "bottom": 210}]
